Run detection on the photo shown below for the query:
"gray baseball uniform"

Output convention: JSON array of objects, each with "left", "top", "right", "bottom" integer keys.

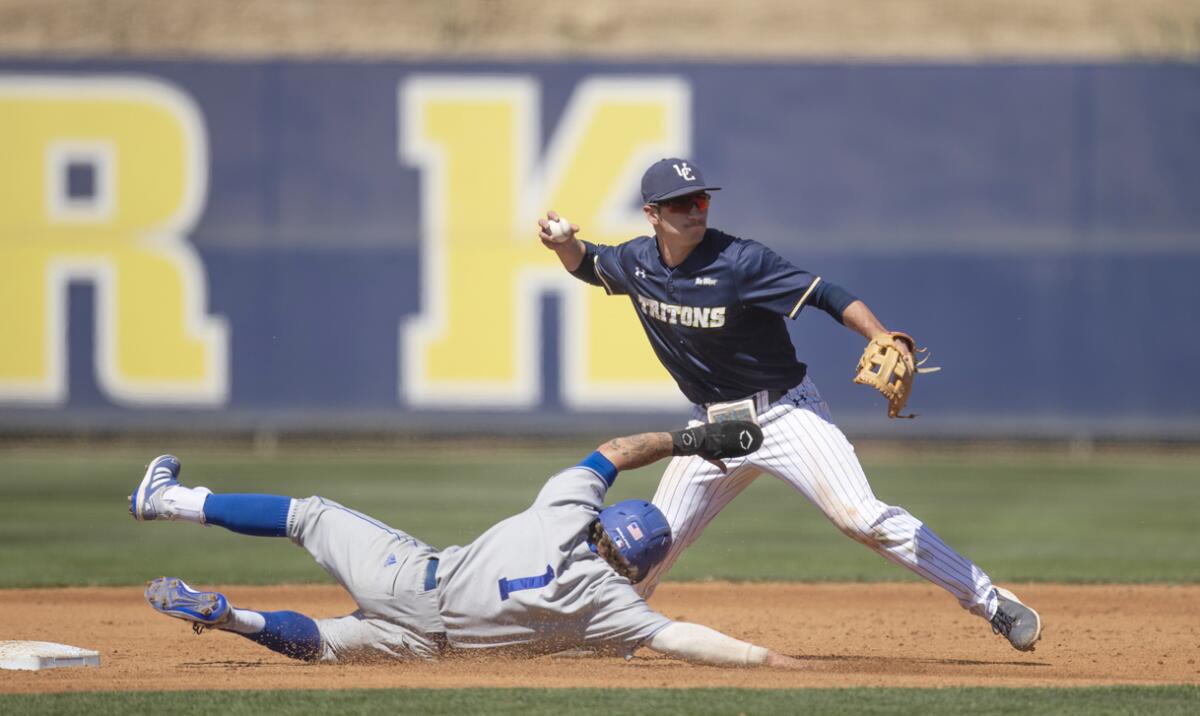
[{"left": 290, "top": 457, "right": 672, "bottom": 662}]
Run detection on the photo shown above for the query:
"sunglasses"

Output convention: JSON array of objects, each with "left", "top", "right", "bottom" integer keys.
[{"left": 654, "top": 193, "right": 711, "bottom": 212}]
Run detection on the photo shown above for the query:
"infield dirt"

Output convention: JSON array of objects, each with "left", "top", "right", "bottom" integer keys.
[{"left": 3, "top": 582, "right": 1196, "bottom": 692}]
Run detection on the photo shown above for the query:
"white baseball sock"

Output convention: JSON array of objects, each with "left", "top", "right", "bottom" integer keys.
[
  {"left": 160, "top": 485, "right": 213, "bottom": 523},
  {"left": 223, "top": 608, "right": 267, "bottom": 634}
]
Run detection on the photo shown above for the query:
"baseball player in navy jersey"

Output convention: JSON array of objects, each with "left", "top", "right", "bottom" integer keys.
[
  {"left": 128, "top": 421, "right": 806, "bottom": 666},
  {"left": 537, "top": 157, "right": 1042, "bottom": 652}
]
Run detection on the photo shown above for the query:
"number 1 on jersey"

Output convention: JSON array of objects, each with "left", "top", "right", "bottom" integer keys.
[{"left": 498, "top": 565, "right": 554, "bottom": 601}]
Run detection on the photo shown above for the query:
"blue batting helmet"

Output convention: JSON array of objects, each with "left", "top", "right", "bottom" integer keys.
[{"left": 597, "top": 499, "right": 672, "bottom": 583}]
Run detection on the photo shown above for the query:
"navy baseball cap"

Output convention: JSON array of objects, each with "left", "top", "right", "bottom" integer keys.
[{"left": 641, "top": 158, "right": 721, "bottom": 204}]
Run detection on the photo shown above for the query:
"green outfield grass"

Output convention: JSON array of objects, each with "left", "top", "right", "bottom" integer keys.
[
  {"left": 3, "top": 686, "right": 1198, "bottom": 715},
  {"left": 0, "top": 442, "right": 1197, "bottom": 587}
]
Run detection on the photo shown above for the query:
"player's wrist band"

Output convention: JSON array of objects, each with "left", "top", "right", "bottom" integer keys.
[{"left": 577, "top": 451, "right": 618, "bottom": 485}]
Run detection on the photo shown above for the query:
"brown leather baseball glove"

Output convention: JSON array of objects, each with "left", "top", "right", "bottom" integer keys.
[{"left": 853, "top": 332, "right": 940, "bottom": 418}]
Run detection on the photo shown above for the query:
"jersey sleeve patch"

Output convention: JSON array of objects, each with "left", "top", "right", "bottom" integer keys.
[{"left": 788, "top": 276, "right": 822, "bottom": 319}]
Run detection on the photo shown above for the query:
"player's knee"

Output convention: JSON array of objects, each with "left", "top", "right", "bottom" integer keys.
[
  {"left": 285, "top": 495, "right": 328, "bottom": 540},
  {"left": 833, "top": 519, "right": 876, "bottom": 545},
  {"left": 828, "top": 504, "right": 902, "bottom": 547}
]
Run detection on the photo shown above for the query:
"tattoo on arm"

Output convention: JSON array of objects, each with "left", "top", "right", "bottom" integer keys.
[{"left": 598, "top": 432, "right": 673, "bottom": 471}]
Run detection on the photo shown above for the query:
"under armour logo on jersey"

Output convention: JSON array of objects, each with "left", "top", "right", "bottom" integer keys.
[
  {"left": 695, "top": 277, "right": 717, "bottom": 286},
  {"left": 673, "top": 162, "right": 695, "bottom": 181},
  {"left": 634, "top": 267, "right": 647, "bottom": 279}
]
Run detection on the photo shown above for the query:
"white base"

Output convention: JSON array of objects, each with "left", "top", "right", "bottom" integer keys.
[{"left": 0, "top": 641, "right": 101, "bottom": 671}]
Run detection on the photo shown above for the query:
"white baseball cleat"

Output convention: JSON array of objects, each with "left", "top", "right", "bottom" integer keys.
[
  {"left": 990, "top": 587, "right": 1043, "bottom": 651},
  {"left": 130, "top": 454, "right": 182, "bottom": 522}
]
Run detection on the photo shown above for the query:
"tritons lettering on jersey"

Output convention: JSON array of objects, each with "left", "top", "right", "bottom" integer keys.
[{"left": 636, "top": 293, "right": 726, "bottom": 328}]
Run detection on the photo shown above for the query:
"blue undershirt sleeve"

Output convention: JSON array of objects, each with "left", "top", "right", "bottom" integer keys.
[
  {"left": 568, "top": 242, "right": 603, "bottom": 286},
  {"left": 807, "top": 280, "right": 858, "bottom": 324}
]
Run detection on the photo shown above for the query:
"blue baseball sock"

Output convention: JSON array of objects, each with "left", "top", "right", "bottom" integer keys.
[
  {"left": 241, "top": 611, "right": 322, "bottom": 661},
  {"left": 202, "top": 494, "right": 292, "bottom": 537}
]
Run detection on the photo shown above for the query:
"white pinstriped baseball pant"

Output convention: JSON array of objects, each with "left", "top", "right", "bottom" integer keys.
[{"left": 636, "top": 377, "right": 999, "bottom": 620}]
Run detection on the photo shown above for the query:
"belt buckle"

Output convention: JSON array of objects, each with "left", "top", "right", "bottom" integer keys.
[{"left": 706, "top": 397, "right": 759, "bottom": 425}]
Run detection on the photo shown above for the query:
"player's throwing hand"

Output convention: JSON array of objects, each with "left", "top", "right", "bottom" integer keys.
[{"left": 537, "top": 211, "right": 578, "bottom": 246}]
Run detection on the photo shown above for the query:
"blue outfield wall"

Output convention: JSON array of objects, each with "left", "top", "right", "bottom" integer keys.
[{"left": 0, "top": 60, "right": 1197, "bottom": 438}]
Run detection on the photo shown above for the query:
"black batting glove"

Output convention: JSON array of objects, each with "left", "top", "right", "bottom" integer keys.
[{"left": 670, "top": 421, "right": 763, "bottom": 460}]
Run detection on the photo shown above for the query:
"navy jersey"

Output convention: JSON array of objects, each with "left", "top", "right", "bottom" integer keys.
[{"left": 573, "top": 229, "right": 856, "bottom": 405}]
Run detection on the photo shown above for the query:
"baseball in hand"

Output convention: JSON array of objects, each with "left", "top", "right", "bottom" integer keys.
[{"left": 548, "top": 217, "right": 571, "bottom": 241}]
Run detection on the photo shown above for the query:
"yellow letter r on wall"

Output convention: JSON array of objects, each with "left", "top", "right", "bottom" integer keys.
[{"left": 0, "top": 75, "right": 228, "bottom": 406}]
